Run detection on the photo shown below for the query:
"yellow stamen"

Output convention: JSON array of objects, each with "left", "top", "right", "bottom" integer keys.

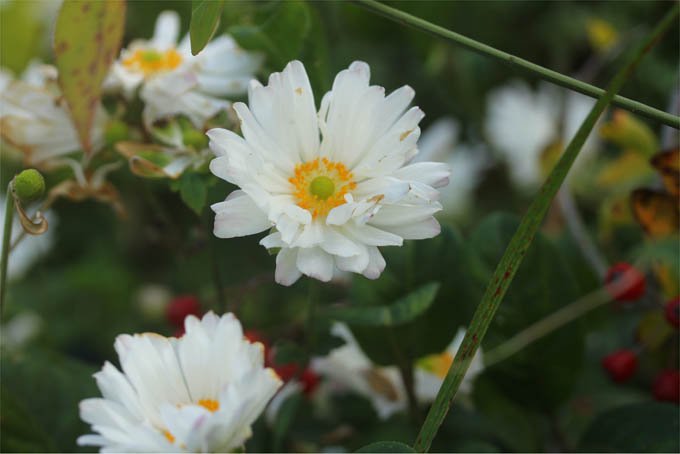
[
  {"left": 289, "top": 157, "right": 356, "bottom": 219},
  {"left": 418, "top": 352, "right": 454, "bottom": 379},
  {"left": 198, "top": 398, "right": 220, "bottom": 413},
  {"left": 122, "top": 48, "right": 183, "bottom": 76},
  {"left": 163, "top": 430, "right": 175, "bottom": 444}
]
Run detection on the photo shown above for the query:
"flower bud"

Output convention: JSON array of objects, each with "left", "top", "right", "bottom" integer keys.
[{"left": 13, "top": 169, "right": 45, "bottom": 203}]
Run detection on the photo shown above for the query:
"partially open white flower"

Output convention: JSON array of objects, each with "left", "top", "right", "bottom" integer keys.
[
  {"left": 78, "top": 312, "right": 282, "bottom": 453},
  {"left": 107, "top": 11, "right": 262, "bottom": 128},
  {"left": 485, "top": 80, "right": 598, "bottom": 189},
  {"left": 0, "top": 63, "right": 107, "bottom": 167},
  {"left": 209, "top": 60, "right": 450, "bottom": 285},
  {"left": 417, "top": 118, "right": 487, "bottom": 217},
  {"left": 311, "top": 324, "right": 483, "bottom": 420}
]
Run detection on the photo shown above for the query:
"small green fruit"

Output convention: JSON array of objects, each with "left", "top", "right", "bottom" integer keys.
[{"left": 14, "top": 169, "right": 45, "bottom": 203}]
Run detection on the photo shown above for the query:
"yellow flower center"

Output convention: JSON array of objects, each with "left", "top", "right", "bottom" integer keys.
[
  {"left": 418, "top": 352, "right": 454, "bottom": 379},
  {"left": 161, "top": 399, "right": 220, "bottom": 444},
  {"left": 122, "top": 48, "right": 183, "bottom": 76},
  {"left": 289, "top": 157, "right": 357, "bottom": 219}
]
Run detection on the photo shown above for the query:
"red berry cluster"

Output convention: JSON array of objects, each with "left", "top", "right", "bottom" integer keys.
[
  {"left": 244, "top": 330, "right": 320, "bottom": 396},
  {"left": 604, "top": 263, "right": 646, "bottom": 302},
  {"left": 166, "top": 295, "right": 202, "bottom": 337}
]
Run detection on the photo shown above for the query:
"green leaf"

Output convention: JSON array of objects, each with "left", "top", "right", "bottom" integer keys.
[
  {"left": 0, "top": 386, "right": 56, "bottom": 452},
  {"left": 578, "top": 402, "right": 680, "bottom": 452},
  {"left": 1, "top": 349, "right": 99, "bottom": 452},
  {"left": 0, "top": 1, "right": 45, "bottom": 72},
  {"left": 190, "top": 0, "right": 225, "bottom": 56},
  {"left": 54, "top": 0, "right": 126, "bottom": 154},
  {"left": 322, "top": 282, "right": 440, "bottom": 327},
  {"left": 272, "top": 392, "right": 303, "bottom": 452},
  {"left": 229, "top": 0, "right": 311, "bottom": 68},
  {"left": 356, "top": 441, "right": 416, "bottom": 453},
  {"left": 272, "top": 340, "right": 307, "bottom": 365},
  {"left": 179, "top": 173, "right": 207, "bottom": 215}
]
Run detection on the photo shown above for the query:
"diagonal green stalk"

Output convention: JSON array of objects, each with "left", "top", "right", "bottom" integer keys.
[
  {"left": 352, "top": 0, "right": 680, "bottom": 129},
  {"left": 412, "top": 5, "right": 679, "bottom": 452}
]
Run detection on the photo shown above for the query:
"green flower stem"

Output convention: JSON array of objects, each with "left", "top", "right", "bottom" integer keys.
[
  {"left": 352, "top": 0, "right": 680, "bottom": 129},
  {"left": 413, "top": 5, "right": 679, "bottom": 452},
  {"left": 1, "top": 184, "right": 15, "bottom": 316}
]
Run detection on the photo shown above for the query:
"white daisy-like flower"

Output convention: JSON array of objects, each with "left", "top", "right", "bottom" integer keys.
[
  {"left": 0, "top": 194, "right": 56, "bottom": 281},
  {"left": 0, "top": 63, "right": 107, "bottom": 167},
  {"left": 107, "top": 11, "right": 262, "bottom": 128},
  {"left": 78, "top": 311, "right": 282, "bottom": 453},
  {"left": 485, "top": 80, "right": 598, "bottom": 189},
  {"left": 417, "top": 118, "right": 487, "bottom": 217},
  {"left": 208, "top": 60, "right": 450, "bottom": 286},
  {"left": 311, "top": 324, "right": 483, "bottom": 420}
]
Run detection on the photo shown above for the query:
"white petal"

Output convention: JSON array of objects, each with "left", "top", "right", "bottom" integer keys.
[
  {"left": 151, "top": 11, "right": 181, "bottom": 50},
  {"left": 296, "top": 247, "right": 334, "bottom": 282},
  {"left": 393, "top": 162, "right": 451, "bottom": 189},
  {"left": 211, "top": 190, "right": 271, "bottom": 238},
  {"left": 275, "top": 247, "right": 302, "bottom": 286},
  {"left": 362, "top": 246, "right": 386, "bottom": 279}
]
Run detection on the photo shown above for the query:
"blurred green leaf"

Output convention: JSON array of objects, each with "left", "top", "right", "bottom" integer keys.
[
  {"left": 356, "top": 440, "right": 416, "bottom": 453},
  {"left": 190, "top": 0, "right": 225, "bottom": 56},
  {"left": 351, "top": 227, "right": 484, "bottom": 365},
  {"left": 0, "top": 387, "right": 56, "bottom": 452},
  {"left": 0, "top": 1, "right": 44, "bottom": 72},
  {"left": 54, "top": 0, "right": 126, "bottom": 153},
  {"left": 273, "top": 392, "right": 303, "bottom": 452},
  {"left": 473, "top": 213, "right": 584, "bottom": 411},
  {"left": 322, "top": 282, "right": 440, "bottom": 327},
  {"left": 1, "top": 349, "right": 98, "bottom": 452},
  {"left": 229, "top": 0, "right": 311, "bottom": 69},
  {"left": 272, "top": 340, "right": 307, "bottom": 365},
  {"left": 179, "top": 173, "right": 207, "bottom": 215},
  {"left": 578, "top": 402, "right": 680, "bottom": 452}
]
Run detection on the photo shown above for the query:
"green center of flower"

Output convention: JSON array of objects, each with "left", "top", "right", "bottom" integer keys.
[
  {"left": 141, "top": 50, "right": 163, "bottom": 62},
  {"left": 309, "top": 176, "right": 335, "bottom": 200}
]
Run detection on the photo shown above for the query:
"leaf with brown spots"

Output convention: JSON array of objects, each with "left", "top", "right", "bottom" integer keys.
[
  {"left": 651, "top": 147, "right": 680, "bottom": 196},
  {"left": 53, "top": 0, "right": 126, "bottom": 154},
  {"left": 631, "top": 188, "right": 680, "bottom": 238}
]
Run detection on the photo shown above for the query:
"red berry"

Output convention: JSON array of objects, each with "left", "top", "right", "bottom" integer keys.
[
  {"left": 604, "top": 263, "right": 646, "bottom": 302},
  {"left": 652, "top": 370, "right": 680, "bottom": 403},
  {"left": 300, "top": 368, "right": 320, "bottom": 396},
  {"left": 166, "top": 295, "right": 201, "bottom": 327},
  {"left": 273, "top": 362, "right": 299, "bottom": 383},
  {"left": 664, "top": 297, "right": 680, "bottom": 328},
  {"left": 602, "top": 349, "right": 638, "bottom": 382}
]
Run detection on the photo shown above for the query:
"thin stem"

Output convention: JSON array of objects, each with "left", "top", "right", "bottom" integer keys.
[
  {"left": 412, "top": 5, "right": 679, "bottom": 452},
  {"left": 556, "top": 188, "right": 608, "bottom": 279},
  {"left": 1, "top": 183, "right": 15, "bottom": 316},
  {"left": 351, "top": 0, "right": 680, "bottom": 129}
]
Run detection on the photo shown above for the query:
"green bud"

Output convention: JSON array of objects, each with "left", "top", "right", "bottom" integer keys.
[
  {"left": 14, "top": 169, "right": 45, "bottom": 203},
  {"left": 183, "top": 129, "right": 209, "bottom": 150},
  {"left": 105, "top": 120, "right": 130, "bottom": 145}
]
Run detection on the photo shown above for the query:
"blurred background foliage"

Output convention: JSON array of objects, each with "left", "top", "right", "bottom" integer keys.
[{"left": 1, "top": 0, "right": 678, "bottom": 452}]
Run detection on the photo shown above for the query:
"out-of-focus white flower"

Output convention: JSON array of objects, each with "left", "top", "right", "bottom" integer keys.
[
  {"left": 264, "top": 380, "right": 303, "bottom": 426},
  {"left": 414, "top": 328, "right": 484, "bottom": 402},
  {"left": 0, "top": 194, "right": 55, "bottom": 281},
  {"left": 416, "top": 118, "right": 487, "bottom": 217},
  {"left": 311, "top": 324, "right": 483, "bottom": 420},
  {"left": 0, "top": 62, "right": 108, "bottom": 167},
  {"left": 0, "top": 311, "right": 43, "bottom": 351},
  {"left": 78, "top": 312, "right": 282, "bottom": 453},
  {"left": 209, "top": 60, "right": 449, "bottom": 286},
  {"left": 485, "top": 80, "right": 599, "bottom": 189},
  {"left": 135, "top": 284, "right": 173, "bottom": 321},
  {"left": 107, "top": 11, "right": 262, "bottom": 128}
]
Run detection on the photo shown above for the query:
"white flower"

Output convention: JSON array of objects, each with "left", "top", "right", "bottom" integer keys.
[
  {"left": 208, "top": 61, "right": 450, "bottom": 286},
  {"left": 0, "top": 63, "right": 108, "bottom": 167},
  {"left": 311, "top": 324, "right": 483, "bottom": 420},
  {"left": 416, "top": 118, "right": 487, "bottom": 217},
  {"left": 78, "top": 312, "right": 282, "bottom": 453},
  {"left": 0, "top": 194, "right": 56, "bottom": 281},
  {"left": 107, "top": 11, "right": 262, "bottom": 128},
  {"left": 485, "top": 80, "right": 598, "bottom": 188},
  {"left": 0, "top": 311, "right": 43, "bottom": 351}
]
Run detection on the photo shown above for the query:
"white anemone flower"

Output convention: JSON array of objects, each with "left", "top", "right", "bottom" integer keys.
[
  {"left": 208, "top": 60, "right": 450, "bottom": 286},
  {"left": 0, "top": 63, "right": 107, "bottom": 166},
  {"left": 78, "top": 312, "right": 282, "bottom": 453},
  {"left": 485, "top": 80, "right": 598, "bottom": 189},
  {"left": 417, "top": 118, "right": 487, "bottom": 217},
  {"left": 107, "top": 11, "right": 262, "bottom": 128},
  {"left": 0, "top": 194, "right": 56, "bottom": 281},
  {"left": 311, "top": 324, "right": 483, "bottom": 420}
]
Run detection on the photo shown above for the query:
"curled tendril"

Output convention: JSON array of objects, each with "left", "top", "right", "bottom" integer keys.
[{"left": 10, "top": 186, "right": 48, "bottom": 236}]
